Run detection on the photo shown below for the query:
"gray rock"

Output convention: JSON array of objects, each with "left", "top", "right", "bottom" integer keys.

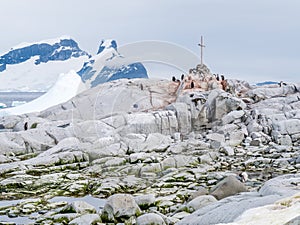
[
  {"left": 136, "top": 213, "right": 166, "bottom": 225},
  {"left": 276, "top": 119, "right": 300, "bottom": 135},
  {"left": 250, "top": 138, "right": 261, "bottom": 146},
  {"left": 188, "top": 187, "right": 209, "bottom": 201},
  {"left": 61, "top": 201, "right": 96, "bottom": 214},
  {"left": 220, "top": 146, "right": 234, "bottom": 156},
  {"left": 134, "top": 194, "right": 155, "bottom": 210},
  {"left": 247, "top": 85, "right": 297, "bottom": 101},
  {"left": 142, "top": 133, "right": 173, "bottom": 152},
  {"left": 177, "top": 192, "right": 282, "bottom": 225},
  {"left": 278, "top": 135, "right": 293, "bottom": 146},
  {"left": 186, "top": 195, "right": 217, "bottom": 212},
  {"left": 284, "top": 215, "right": 300, "bottom": 225},
  {"left": 42, "top": 78, "right": 178, "bottom": 121},
  {"left": 227, "top": 129, "right": 245, "bottom": 146},
  {"left": 167, "top": 102, "right": 192, "bottom": 136},
  {"left": 259, "top": 173, "right": 300, "bottom": 197},
  {"left": 101, "top": 194, "right": 141, "bottom": 222},
  {"left": 0, "top": 154, "right": 12, "bottom": 163},
  {"left": 222, "top": 110, "right": 245, "bottom": 125},
  {"left": 13, "top": 117, "right": 49, "bottom": 131},
  {"left": 206, "top": 133, "right": 225, "bottom": 143},
  {"left": 210, "top": 175, "right": 247, "bottom": 200},
  {"left": 161, "top": 157, "right": 177, "bottom": 170},
  {"left": 69, "top": 214, "right": 100, "bottom": 225}
]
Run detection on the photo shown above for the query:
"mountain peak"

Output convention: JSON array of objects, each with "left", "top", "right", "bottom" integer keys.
[
  {"left": 78, "top": 39, "right": 148, "bottom": 88},
  {"left": 97, "top": 39, "right": 118, "bottom": 54},
  {"left": 0, "top": 37, "right": 90, "bottom": 73}
]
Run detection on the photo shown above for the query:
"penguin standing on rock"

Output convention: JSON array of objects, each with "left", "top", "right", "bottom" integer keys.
[
  {"left": 172, "top": 76, "right": 176, "bottom": 82},
  {"left": 238, "top": 172, "right": 248, "bottom": 183},
  {"left": 216, "top": 74, "right": 220, "bottom": 81},
  {"left": 220, "top": 75, "right": 227, "bottom": 91},
  {"left": 191, "top": 81, "right": 195, "bottom": 89},
  {"left": 278, "top": 81, "right": 287, "bottom": 87},
  {"left": 181, "top": 74, "right": 185, "bottom": 81},
  {"left": 24, "top": 122, "right": 28, "bottom": 131}
]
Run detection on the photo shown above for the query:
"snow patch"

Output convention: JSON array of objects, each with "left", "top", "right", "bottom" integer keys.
[
  {"left": 0, "top": 55, "right": 89, "bottom": 91},
  {"left": 0, "top": 70, "right": 86, "bottom": 116}
]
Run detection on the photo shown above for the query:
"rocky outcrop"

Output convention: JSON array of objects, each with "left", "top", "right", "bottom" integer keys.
[{"left": 0, "top": 76, "right": 299, "bottom": 224}]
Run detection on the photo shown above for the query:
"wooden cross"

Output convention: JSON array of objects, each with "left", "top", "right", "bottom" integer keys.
[{"left": 198, "top": 36, "right": 205, "bottom": 65}]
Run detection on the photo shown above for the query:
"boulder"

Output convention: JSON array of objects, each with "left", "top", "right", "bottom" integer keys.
[
  {"left": 69, "top": 214, "right": 100, "bottom": 225},
  {"left": 186, "top": 195, "right": 217, "bottom": 212},
  {"left": 142, "top": 133, "right": 172, "bottom": 152},
  {"left": 134, "top": 194, "right": 156, "bottom": 210},
  {"left": 101, "top": 194, "right": 141, "bottom": 222},
  {"left": 136, "top": 213, "right": 166, "bottom": 225},
  {"left": 220, "top": 146, "right": 234, "bottom": 156},
  {"left": 275, "top": 119, "right": 300, "bottom": 135},
  {"left": 167, "top": 102, "right": 191, "bottom": 136},
  {"left": 231, "top": 193, "right": 300, "bottom": 225},
  {"left": 259, "top": 173, "right": 300, "bottom": 197},
  {"left": 177, "top": 192, "right": 281, "bottom": 225},
  {"left": 60, "top": 201, "right": 96, "bottom": 214},
  {"left": 222, "top": 110, "right": 245, "bottom": 125},
  {"left": 210, "top": 175, "right": 247, "bottom": 200}
]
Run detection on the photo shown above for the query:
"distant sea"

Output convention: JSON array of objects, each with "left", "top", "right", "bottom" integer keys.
[{"left": 0, "top": 92, "right": 45, "bottom": 108}]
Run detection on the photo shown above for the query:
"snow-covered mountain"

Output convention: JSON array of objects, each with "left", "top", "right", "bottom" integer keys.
[
  {"left": 77, "top": 39, "right": 148, "bottom": 88},
  {"left": 0, "top": 38, "right": 149, "bottom": 115},
  {"left": 0, "top": 36, "right": 90, "bottom": 91},
  {"left": 0, "top": 37, "right": 148, "bottom": 92}
]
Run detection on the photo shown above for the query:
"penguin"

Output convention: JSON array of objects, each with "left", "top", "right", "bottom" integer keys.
[
  {"left": 24, "top": 122, "right": 28, "bottom": 131},
  {"left": 172, "top": 76, "right": 176, "bottom": 82},
  {"left": 181, "top": 74, "right": 185, "bottom": 81},
  {"left": 191, "top": 81, "right": 195, "bottom": 89},
  {"left": 216, "top": 74, "right": 220, "bottom": 81},
  {"left": 221, "top": 75, "right": 225, "bottom": 81},
  {"left": 238, "top": 172, "right": 248, "bottom": 183},
  {"left": 221, "top": 79, "right": 227, "bottom": 91},
  {"left": 278, "top": 81, "right": 287, "bottom": 87}
]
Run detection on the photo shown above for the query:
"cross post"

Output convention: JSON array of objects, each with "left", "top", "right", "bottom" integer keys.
[{"left": 198, "top": 36, "right": 205, "bottom": 66}]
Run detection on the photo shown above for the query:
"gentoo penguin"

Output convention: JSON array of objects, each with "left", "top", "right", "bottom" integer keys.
[
  {"left": 221, "top": 75, "right": 227, "bottom": 91},
  {"left": 181, "top": 74, "right": 185, "bottom": 81},
  {"left": 216, "top": 74, "right": 220, "bottom": 81},
  {"left": 191, "top": 81, "right": 195, "bottom": 89},
  {"left": 172, "top": 76, "right": 176, "bottom": 82},
  {"left": 278, "top": 81, "right": 287, "bottom": 87},
  {"left": 238, "top": 172, "right": 248, "bottom": 183},
  {"left": 24, "top": 122, "right": 28, "bottom": 131}
]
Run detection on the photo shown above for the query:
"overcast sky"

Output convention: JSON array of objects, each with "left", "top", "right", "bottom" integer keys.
[{"left": 0, "top": 0, "right": 299, "bottom": 83}]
